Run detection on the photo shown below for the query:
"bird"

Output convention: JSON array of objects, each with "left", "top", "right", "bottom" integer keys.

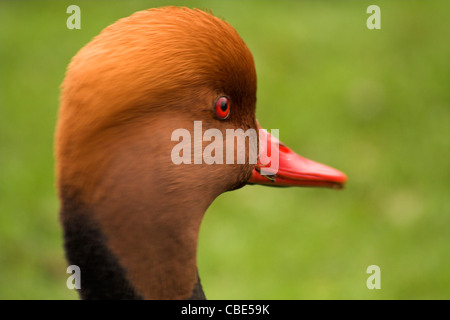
[{"left": 56, "top": 6, "right": 347, "bottom": 300}]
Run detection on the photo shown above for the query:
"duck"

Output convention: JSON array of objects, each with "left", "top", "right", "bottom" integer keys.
[{"left": 56, "top": 6, "right": 347, "bottom": 300}]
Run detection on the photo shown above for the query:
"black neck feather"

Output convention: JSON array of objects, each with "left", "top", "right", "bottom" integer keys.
[{"left": 60, "top": 188, "right": 205, "bottom": 300}]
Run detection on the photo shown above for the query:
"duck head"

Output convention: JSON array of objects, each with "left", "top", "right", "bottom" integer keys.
[{"left": 56, "top": 7, "right": 346, "bottom": 300}]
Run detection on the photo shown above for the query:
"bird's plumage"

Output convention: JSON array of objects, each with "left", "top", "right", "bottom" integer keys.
[
  {"left": 57, "top": 6, "right": 258, "bottom": 300},
  {"left": 56, "top": 6, "right": 346, "bottom": 300}
]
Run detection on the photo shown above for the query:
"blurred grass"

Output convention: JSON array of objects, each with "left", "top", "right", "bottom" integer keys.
[{"left": 1, "top": 0, "right": 449, "bottom": 299}]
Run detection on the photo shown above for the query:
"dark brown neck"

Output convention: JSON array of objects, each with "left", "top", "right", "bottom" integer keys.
[
  {"left": 60, "top": 185, "right": 208, "bottom": 300},
  {"left": 62, "top": 199, "right": 141, "bottom": 299},
  {"left": 58, "top": 119, "right": 240, "bottom": 300}
]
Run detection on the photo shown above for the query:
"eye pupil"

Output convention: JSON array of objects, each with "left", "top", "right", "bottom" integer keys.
[{"left": 220, "top": 100, "right": 228, "bottom": 112}]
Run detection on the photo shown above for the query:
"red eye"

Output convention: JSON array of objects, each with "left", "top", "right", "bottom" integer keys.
[{"left": 214, "top": 96, "right": 230, "bottom": 119}]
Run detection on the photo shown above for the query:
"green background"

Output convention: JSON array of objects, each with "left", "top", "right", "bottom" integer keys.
[{"left": 1, "top": 0, "right": 449, "bottom": 299}]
